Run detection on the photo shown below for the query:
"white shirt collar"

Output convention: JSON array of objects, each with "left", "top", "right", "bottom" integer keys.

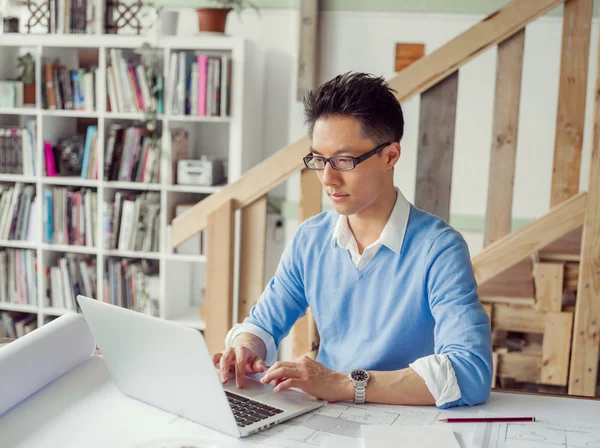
[{"left": 331, "top": 187, "right": 411, "bottom": 255}]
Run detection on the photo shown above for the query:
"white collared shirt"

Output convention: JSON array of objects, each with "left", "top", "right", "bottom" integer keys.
[{"left": 226, "top": 188, "right": 462, "bottom": 407}]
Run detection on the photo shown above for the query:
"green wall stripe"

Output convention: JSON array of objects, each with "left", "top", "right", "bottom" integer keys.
[
  {"left": 273, "top": 199, "right": 535, "bottom": 233},
  {"left": 159, "top": 0, "right": 594, "bottom": 16}
]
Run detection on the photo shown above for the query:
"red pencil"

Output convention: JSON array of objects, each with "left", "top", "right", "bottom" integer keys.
[{"left": 440, "top": 417, "right": 535, "bottom": 423}]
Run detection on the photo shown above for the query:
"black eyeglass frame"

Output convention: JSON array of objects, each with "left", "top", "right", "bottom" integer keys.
[{"left": 303, "top": 141, "right": 393, "bottom": 171}]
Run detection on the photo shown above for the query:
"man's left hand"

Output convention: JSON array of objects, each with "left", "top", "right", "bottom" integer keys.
[{"left": 260, "top": 356, "right": 352, "bottom": 402}]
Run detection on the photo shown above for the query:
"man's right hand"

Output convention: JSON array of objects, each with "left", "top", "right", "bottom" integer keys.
[{"left": 213, "top": 345, "right": 267, "bottom": 388}]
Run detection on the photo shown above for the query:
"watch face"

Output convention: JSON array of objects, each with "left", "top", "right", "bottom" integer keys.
[{"left": 351, "top": 369, "right": 368, "bottom": 382}]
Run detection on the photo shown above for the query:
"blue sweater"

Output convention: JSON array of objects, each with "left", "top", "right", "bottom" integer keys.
[{"left": 244, "top": 205, "right": 493, "bottom": 408}]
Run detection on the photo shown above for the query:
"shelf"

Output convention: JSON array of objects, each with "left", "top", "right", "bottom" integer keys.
[
  {"left": 0, "top": 239, "right": 37, "bottom": 250},
  {"left": 0, "top": 174, "right": 37, "bottom": 183},
  {"left": 169, "top": 308, "right": 206, "bottom": 330},
  {"left": 42, "top": 177, "right": 99, "bottom": 187},
  {"left": 0, "top": 303, "right": 38, "bottom": 313},
  {"left": 104, "top": 249, "right": 161, "bottom": 260},
  {"left": 0, "top": 107, "right": 37, "bottom": 115},
  {"left": 42, "top": 109, "right": 98, "bottom": 118},
  {"left": 103, "top": 181, "right": 162, "bottom": 191},
  {"left": 166, "top": 184, "right": 223, "bottom": 194},
  {"left": 0, "top": 33, "right": 149, "bottom": 48},
  {"left": 104, "top": 112, "right": 154, "bottom": 120},
  {"left": 167, "top": 114, "right": 230, "bottom": 123},
  {"left": 42, "top": 244, "right": 98, "bottom": 255},
  {"left": 166, "top": 253, "right": 206, "bottom": 263},
  {"left": 42, "top": 307, "right": 71, "bottom": 316}
]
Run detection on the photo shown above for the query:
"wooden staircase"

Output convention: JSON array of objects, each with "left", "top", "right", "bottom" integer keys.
[{"left": 172, "top": 0, "right": 600, "bottom": 397}]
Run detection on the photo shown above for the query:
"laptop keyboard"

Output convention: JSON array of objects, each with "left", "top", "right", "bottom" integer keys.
[{"left": 225, "top": 391, "right": 284, "bottom": 427}]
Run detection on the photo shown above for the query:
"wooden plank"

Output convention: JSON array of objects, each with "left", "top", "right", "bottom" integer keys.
[
  {"left": 307, "top": 307, "right": 320, "bottom": 357},
  {"left": 569, "top": 11, "right": 600, "bottom": 396},
  {"left": 171, "top": 136, "right": 310, "bottom": 247},
  {"left": 480, "top": 296, "right": 535, "bottom": 307},
  {"left": 484, "top": 29, "right": 525, "bottom": 247},
  {"left": 492, "top": 351, "right": 499, "bottom": 387},
  {"left": 238, "top": 195, "right": 267, "bottom": 322},
  {"left": 298, "top": 168, "right": 323, "bottom": 222},
  {"left": 292, "top": 169, "right": 322, "bottom": 359},
  {"left": 395, "top": 43, "right": 425, "bottom": 72},
  {"left": 297, "top": 0, "right": 319, "bottom": 101},
  {"left": 492, "top": 304, "right": 547, "bottom": 334},
  {"left": 478, "top": 259, "right": 535, "bottom": 298},
  {"left": 204, "top": 199, "right": 234, "bottom": 354},
  {"left": 172, "top": 0, "right": 561, "bottom": 247},
  {"left": 551, "top": 0, "right": 593, "bottom": 207},
  {"left": 388, "top": 0, "right": 563, "bottom": 99},
  {"left": 540, "top": 227, "right": 583, "bottom": 257},
  {"left": 483, "top": 303, "right": 493, "bottom": 322},
  {"left": 498, "top": 352, "right": 542, "bottom": 384},
  {"left": 541, "top": 311, "right": 574, "bottom": 386},
  {"left": 535, "top": 262, "right": 565, "bottom": 312},
  {"left": 564, "top": 262, "right": 579, "bottom": 291},
  {"left": 472, "top": 192, "right": 587, "bottom": 285},
  {"left": 414, "top": 71, "right": 459, "bottom": 222}
]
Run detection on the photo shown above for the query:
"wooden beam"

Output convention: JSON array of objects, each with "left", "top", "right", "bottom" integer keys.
[
  {"left": 171, "top": 0, "right": 562, "bottom": 247},
  {"left": 492, "top": 304, "right": 547, "bottom": 334},
  {"left": 414, "top": 71, "right": 459, "bottom": 221},
  {"left": 204, "top": 199, "right": 235, "bottom": 354},
  {"left": 497, "top": 352, "right": 542, "bottom": 384},
  {"left": 238, "top": 195, "right": 267, "bottom": 322},
  {"left": 292, "top": 169, "right": 322, "bottom": 359},
  {"left": 541, "top": 311, "right": 574, "bottom": 386},
  {"left": 484, "top": 29, "right": 525, "bottom": 247},
  {"left": 551, "top": 0, "right": 593, "bottom": 207},
  {"left": 297, "top": 0, "right": 319, "bottom": 101},
  {"left": 534, "top": 262, "right": 565, "bottom": 312},
  {"left": 472, "top": 192, "right": 587, "bottom": 285},
  {"left": 569, "top": 8, "right": 600, "bottom": 396}
]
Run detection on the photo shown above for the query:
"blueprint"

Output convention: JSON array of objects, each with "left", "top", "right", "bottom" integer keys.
[
  {"left": 244, "top": 402, "right": 440, "bottom": 447},
  {"left": 473, "top": 418, "right": 600, "bottom": 448}
]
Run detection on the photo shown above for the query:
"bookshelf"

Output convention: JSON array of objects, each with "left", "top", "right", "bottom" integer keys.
[{"left": 0, "top": 32, "right": 264, "bottom": 337}]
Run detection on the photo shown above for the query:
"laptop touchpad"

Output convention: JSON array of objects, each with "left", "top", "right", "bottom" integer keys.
[{"left": 222, "top": 376, "right": 273, "bottom": 398}]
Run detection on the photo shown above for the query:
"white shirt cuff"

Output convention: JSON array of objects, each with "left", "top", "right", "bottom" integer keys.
[
  {"left": 224, "top": 323, "right": 278, "bottom": 367},
  {"left": 409, "top": 354, "right": 462, "bottom": 407}
]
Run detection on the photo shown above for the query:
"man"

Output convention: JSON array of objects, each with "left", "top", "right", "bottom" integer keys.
[{"left": 213, "top": 72, "right": 492, "bottom": 409}]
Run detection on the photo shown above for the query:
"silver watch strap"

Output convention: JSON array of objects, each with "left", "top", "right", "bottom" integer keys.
[{"left": 354, "top": 385, "right": 366, "bottom": 404}]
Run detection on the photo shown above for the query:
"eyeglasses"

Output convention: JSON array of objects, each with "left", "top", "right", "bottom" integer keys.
[{"left": 303, "top": 142, "right": 392, "bottom": 171}]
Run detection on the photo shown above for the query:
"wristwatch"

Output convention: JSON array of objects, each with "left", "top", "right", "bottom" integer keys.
[{"left": 348, "top": 369, "right": 370, "bottom": 404}]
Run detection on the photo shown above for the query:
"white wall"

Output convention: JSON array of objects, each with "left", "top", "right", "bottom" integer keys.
[
  {"left": 184, "top": 9, "right": 596, "bottom": 258},
  {"left": 177, "top": 8, "right": 598, "bottom": 359}
]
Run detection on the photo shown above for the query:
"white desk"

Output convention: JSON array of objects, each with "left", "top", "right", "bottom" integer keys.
[{"left": 1, "top": 356, "right": 599, "bottom": 448}]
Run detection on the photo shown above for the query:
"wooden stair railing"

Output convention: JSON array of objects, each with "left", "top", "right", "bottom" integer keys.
[{"left": 172, "top": 0, "right": 600, "bottom": 397}]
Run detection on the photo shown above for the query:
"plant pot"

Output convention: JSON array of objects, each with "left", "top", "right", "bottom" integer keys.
[
  {"left": 196, "top": 7, "right": 232, "bottom": 33},
  {"left": 23, "top": 83, "right": 35, "bottom": 106}
]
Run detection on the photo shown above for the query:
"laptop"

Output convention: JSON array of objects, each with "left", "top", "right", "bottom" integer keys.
[{"left": 76, "top": 295, "right": 325, "bottom": 438}]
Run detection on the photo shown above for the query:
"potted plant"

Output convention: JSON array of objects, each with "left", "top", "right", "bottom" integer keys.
[
  {"left": 17, "top": 53, "right": 36, "bottom": 106},
  {"left": 196, "top": 0, "right": 259, "bottom": 33}
]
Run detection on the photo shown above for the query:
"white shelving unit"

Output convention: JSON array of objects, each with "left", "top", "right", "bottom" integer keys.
[{"left": 0, "top": 32, "right": 264, "bottom": 333}]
